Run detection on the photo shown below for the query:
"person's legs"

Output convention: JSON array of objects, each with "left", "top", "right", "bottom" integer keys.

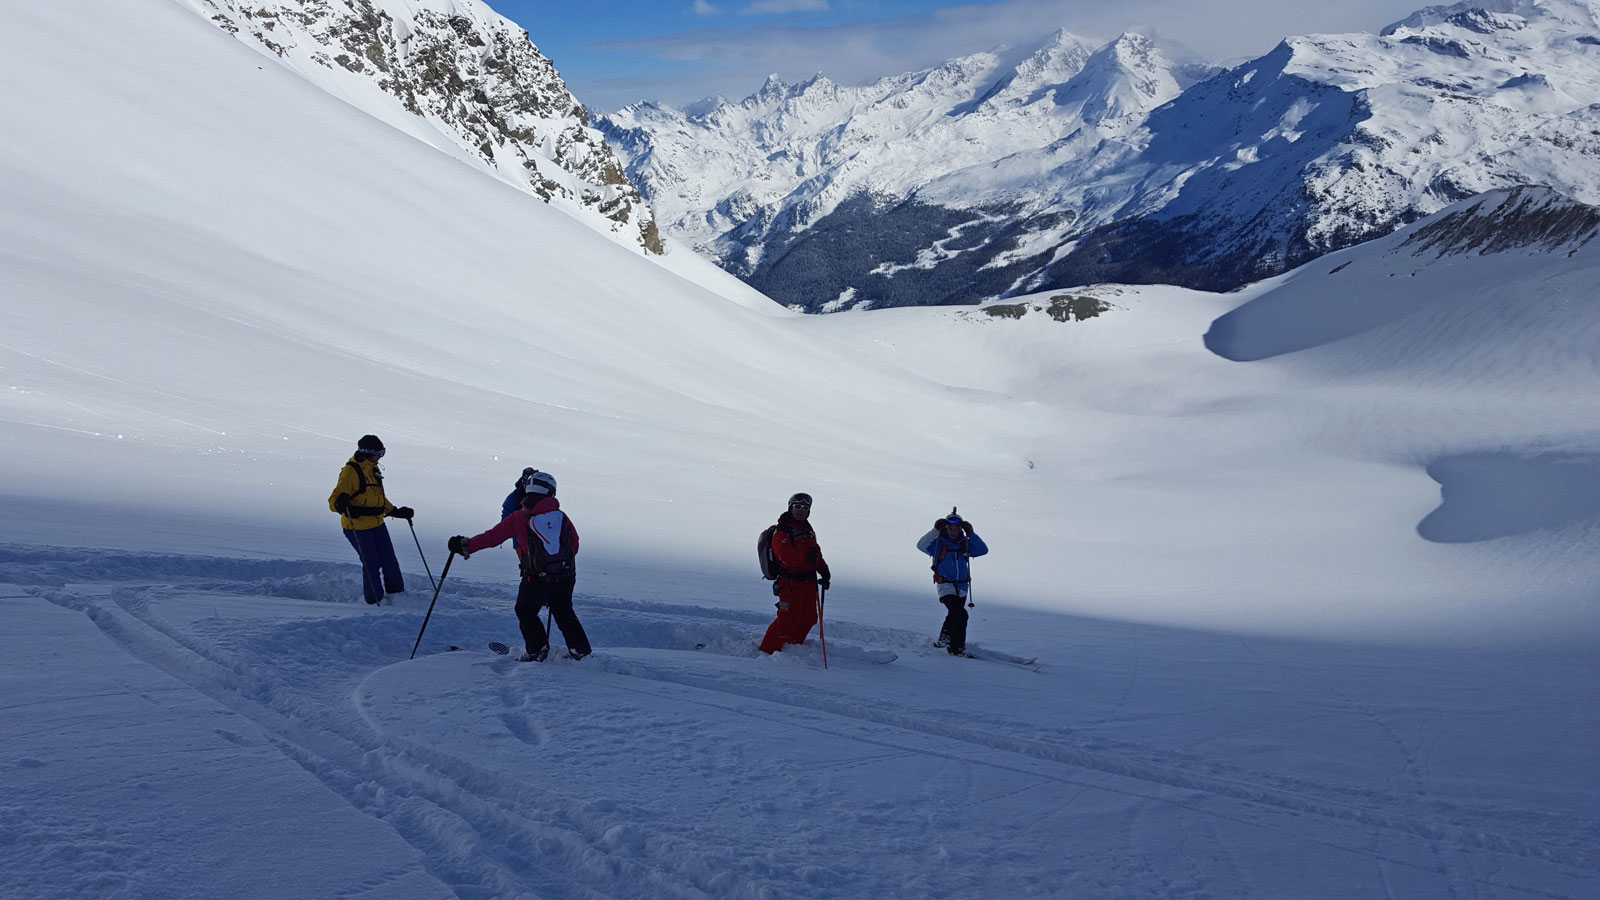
[
  {"left": 370, "top": 524, "right": 404, "bottom": 594},
  {"left": 935, "top": 585, "right": 953, "bottom": 647},
  {"left": 785, "top": 588, "right": 819, "bottom": 645},
  {"left": 759, "top": 605, "right": 795, "bottom": 653},
  {"left": 760, "top": 580, "right": 818, "bottom": 653},
  {"left": 514, "top": 579, "right": 550, "bottom": 656},
  {"left": 344, "top": 528, "right": 383, "bottom": 605},
  {"left": 545, "top": 580, "right": 591, "bottom": 656},
  {"left": 940, "top": 592, "right": 969, "bottom": 654}
]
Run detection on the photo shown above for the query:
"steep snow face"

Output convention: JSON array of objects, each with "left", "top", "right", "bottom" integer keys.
[
  {"left": 605, "top": 1, "right": 1600, "bottom": 309},
  {"left": 1205, "top": 186, "right": 1600, "bottom": 364},
  {"left": 181, "top": 0, "right": 662, "bottom": 253}
]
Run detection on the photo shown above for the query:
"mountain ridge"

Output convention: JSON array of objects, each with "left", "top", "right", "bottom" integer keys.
[
  {"left": 184, "top": 0, "right": 663, "bottom": 253},
  {"left": 601, "top": 0, "right": 1600, "bottom": 310}
]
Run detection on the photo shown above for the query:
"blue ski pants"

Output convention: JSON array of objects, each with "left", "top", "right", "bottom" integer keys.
[{"left": 344, "top": 524, "right": 403, "bottom": 605}]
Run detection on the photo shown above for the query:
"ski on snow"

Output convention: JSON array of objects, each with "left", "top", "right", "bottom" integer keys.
[{"left": 935, "top": 644, "right": 1038, "bottom": 667}]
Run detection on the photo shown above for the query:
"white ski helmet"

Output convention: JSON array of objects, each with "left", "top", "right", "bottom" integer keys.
[{"left": 522, "top": 470, "right": 557, "bottom": 498}]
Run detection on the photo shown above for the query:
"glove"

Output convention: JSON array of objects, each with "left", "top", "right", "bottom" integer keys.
[
  {"left": 775, "top": 600, "right": 790, "bottom": 610},
  {"left": 390, "top": 506, "right": 414, "bottom": 520},
  {"left": 818, "top": 571, "right": 831, "bottom": 591},
  {"left": 334, "top": 493, "right": 352, "bottom": 515},
  {"left": 447, "top": 535, "right": 468, "bottom": 556},
  {"left": 934, "top": 519, "right": 946, "bottom": 532},
  {"left": 960, "top": 520, "right": 974, "bottom": 535}
]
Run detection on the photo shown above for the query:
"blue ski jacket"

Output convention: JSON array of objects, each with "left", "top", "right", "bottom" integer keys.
[
  {"left": 502, "top": 489, "right": 525, "bottom": 549},
  {"left": 917, "top": 528, "right": 988, "bottom": 584}
]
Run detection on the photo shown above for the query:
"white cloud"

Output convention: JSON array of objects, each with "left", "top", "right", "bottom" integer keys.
[
  {"left": 691, "top": 0, "right": 719, "bottom": 14},
  {"left": 583, "top": 0, "right": 1421, "bottom": 110},
  {"left": 741, "top": 0, "right": 830, "bottom": 14}
]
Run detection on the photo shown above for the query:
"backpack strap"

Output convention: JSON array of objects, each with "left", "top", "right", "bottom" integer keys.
[
  {"left": 343, "top": 461, "right": 385, "bottom": 518},
  {"left": 931, "top": 538, "right": 968, "bottom": 585},
  {"left": 345, "top": 460, "right": 367, "bottom": 495}
]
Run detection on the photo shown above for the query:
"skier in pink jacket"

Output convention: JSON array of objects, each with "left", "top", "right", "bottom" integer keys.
[{"left": 448, "top": 470, "right": 591, "bottom": 662}]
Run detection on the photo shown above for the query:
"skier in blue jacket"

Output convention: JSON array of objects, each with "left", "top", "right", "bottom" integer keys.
[
  {"left": 916, "top": 512, "right": 988, "bottom": 655},
  {"left": 501, "top": 467, "right": 541, "bottom": 550}
]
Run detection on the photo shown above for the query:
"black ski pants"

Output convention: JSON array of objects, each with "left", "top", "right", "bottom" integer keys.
[
  {"left": 939, "top": 594, "right": 969, "bottom": 654},
  {"left": 515, "top": 576, "right": 591, "bottom": 656}
]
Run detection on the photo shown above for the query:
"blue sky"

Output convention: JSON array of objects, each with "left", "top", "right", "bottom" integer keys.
[{"left": 489, "top": 0, "right": 1424, "bottom": 111}]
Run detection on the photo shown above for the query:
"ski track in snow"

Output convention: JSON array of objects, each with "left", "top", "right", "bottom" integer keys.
[{"left": 8, "top": 545, "right": 1596, "bottom": 899}]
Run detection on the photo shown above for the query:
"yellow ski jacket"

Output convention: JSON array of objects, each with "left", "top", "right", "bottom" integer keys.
[{"left": 328, "top": 455, "right": 394, "bottom": 531}]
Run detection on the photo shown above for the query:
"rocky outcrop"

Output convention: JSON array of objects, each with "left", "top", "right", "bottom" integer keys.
[
  {"left": 1399, "top": 185, "right": 1600, "bottom": 257},
  {"left": 186, "top": 0, "right": 662, "bottom": 253}
]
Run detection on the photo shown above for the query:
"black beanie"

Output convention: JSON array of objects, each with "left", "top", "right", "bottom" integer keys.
[{"left": 357, "top": 434, "right": 385, "bottom": 453}]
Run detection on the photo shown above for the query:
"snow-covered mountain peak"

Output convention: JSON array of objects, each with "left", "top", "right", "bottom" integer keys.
[
  {"left": 1064, "top": 32, "right": 1183, "bottom": 120},
  {"left": 599, "top": 27, "right": 1190, "bottom": 284},
  {"left": 994, "top": 28, "right": 1098, "bottom": 94},
  {"left": 1384, "top": 0, "right": 1600, "bottom": 34},
  {"left": 182, "top": 0, "right": 662, "bottom": 253},
  {"left": 748, "top": 72, "right": 791, "bottom": 105},
  {"left": 957, "top": 29, "right": 1096, "bottom": 112},
  {"left": 603, "top": 1, "right": 1600, "bottom": 310}
]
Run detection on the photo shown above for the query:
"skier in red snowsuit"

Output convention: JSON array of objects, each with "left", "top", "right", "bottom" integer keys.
[{"left": 759, "top": 493, "right": 831, "bottom": 654}]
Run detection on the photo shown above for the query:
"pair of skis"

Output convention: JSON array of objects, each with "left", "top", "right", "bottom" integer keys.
[
  {"left": 937, "top": 644, "right": 1038, "bottom": 667},
  {"left": 482, "top": 641, "right": 587, "bottom": 661},
  {"left": 443, "top": 643, "right": 538, "bottom": 656}
]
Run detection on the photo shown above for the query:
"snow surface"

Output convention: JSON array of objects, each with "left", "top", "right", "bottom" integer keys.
[{"left": 1, "top": 2, "right": 1597, "bottom": 898}]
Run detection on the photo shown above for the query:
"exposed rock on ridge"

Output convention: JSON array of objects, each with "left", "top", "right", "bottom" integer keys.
[
  {"left": 186, "top": 0, "right": 662, "bottom": 253},
  {"left": 1400, "top": 185, "right": 1600, "bottom": 256}
]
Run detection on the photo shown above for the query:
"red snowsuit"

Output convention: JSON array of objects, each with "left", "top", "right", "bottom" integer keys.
[{"left": 759, "top": 511, "right": 830, "bottom": 654}]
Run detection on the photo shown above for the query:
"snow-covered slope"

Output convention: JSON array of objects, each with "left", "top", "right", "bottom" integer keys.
[
  {"left": 183, "top": 0, "right": 662, "bottom": 253},
  {"left": 3, "top": 3, "right": 1599, "bottom": 897},
  {"left": 1206, "top": 184, "right": 1600, "bottom": 366},
  {"left": 5, "top": 0, "right": 1599, "bottom": 638},
  {"left": 603, "top": 0, "right": 1600, "bottom": 309},
  {"left": 8, "top": 556, "right": 1597, "bottom": 899}
]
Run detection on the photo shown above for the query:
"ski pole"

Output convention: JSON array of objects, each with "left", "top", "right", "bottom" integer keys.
[
  {"left": 410, "top": 552, "right": 455, "bottom": 659},
  {"left": 406, "top": 518, "right": 438, "bottom": 593},
  {"left": 817, "top": 586, "right": 828, "bottom": 669},
  {"left": 955, "top": 508, "right": 974, "bottom": 609}
]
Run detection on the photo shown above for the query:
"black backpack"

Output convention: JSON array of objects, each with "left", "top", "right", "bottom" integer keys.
[{"left": 757, "top": 525, "right": 785, "bottom": 580}]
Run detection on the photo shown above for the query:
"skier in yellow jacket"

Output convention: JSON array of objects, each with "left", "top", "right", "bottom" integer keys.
[{"left": 328, "top": 434, "right": 413, "bottom": 605}]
